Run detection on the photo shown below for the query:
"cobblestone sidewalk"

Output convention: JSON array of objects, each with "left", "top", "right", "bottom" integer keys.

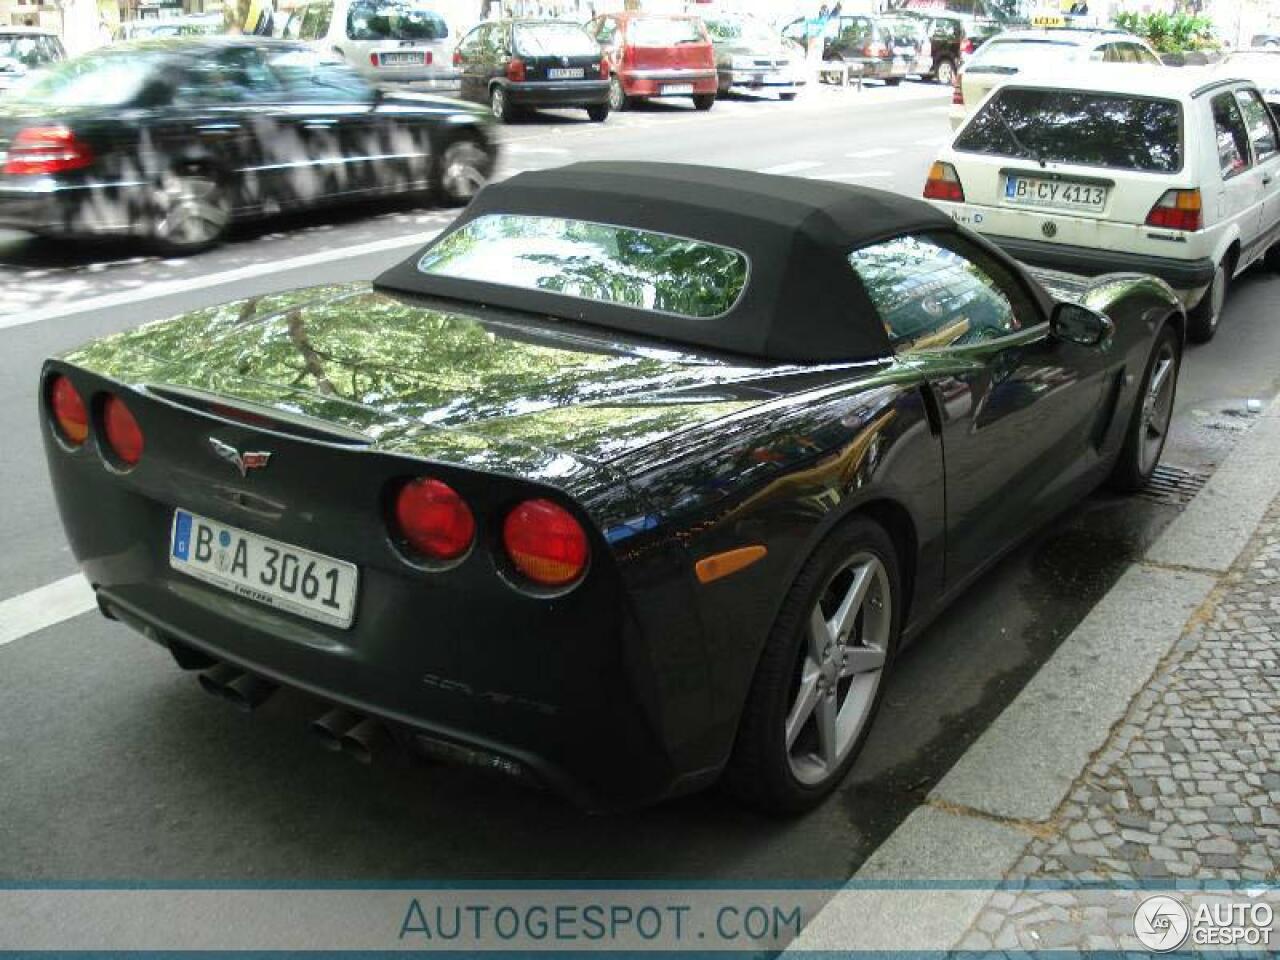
[{"left": 957, "top": 494, "right": 1280, "bottom": 951}]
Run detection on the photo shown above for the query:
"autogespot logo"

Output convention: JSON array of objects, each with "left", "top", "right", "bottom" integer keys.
[{"left": 1134, "top": 895, "right": 1191, "bottom": 952}]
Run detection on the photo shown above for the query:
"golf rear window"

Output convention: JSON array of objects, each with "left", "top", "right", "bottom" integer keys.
[
  {"left": 954, "top": 87, "right": 1182, "bottom": 173},
  {"left": 418, "top": 215, "right": 749, "bottom": 319}
]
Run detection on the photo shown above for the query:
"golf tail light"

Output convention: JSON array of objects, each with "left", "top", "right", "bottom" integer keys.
[
  {"left": 1146, "top": 189, "right": 1202, "bottom": 231},
  {"left": 394, "top": 478, "right": 475, "bottom": 562},
  {"left": 503, "top": 499, "right": 589, "bottom": 588},
  {"left": 952, "top": 79, "right": 964, "bottom": 105},
  {"left": 506, "top": 57, "right": 526, "bottom": 82},
  {"left": 599, "top": 55, "right": 610, "bottom": 79},
  {"left": 103, "top": 394, "right": 144, "bottom": 466},
  {"left": 4, "top": 126, "right": 93, "bottom": 176},
  {"left": 50, "top": 374, "right": 88, "bottom": 445},
  {"left": 453, "top": 49, "right": 462, "bottom": 67},
  {"left": 923, "top": 161, "right": 965, "bottom": 202},
  {"left": 370, "top": 52, "right": 379, "bottom": 66}
]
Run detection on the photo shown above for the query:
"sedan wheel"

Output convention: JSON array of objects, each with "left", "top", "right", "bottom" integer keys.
[
  {"left": 935, "top": 59, "right": 956, "bottom": 86},
  {"left": 786, "top": 552, "right": 891, "bottom": 786},
  {"left": 723, "top": 516, "right": 899, "bottom": 815},
  {"left": 150, "top": 173, "right": 228, "bottom": 254},
  {"left": 438, "top": 139, "right": 490, "bottom": 207},
  {"left": 1188, "top": 259, "right": 1228, "bottom": 343},
  {"left": 608, "top": 76, "right": 629, "bottom": 112},
  {"left": 490, "top": 85, "right": 513, "bottom": 122}
]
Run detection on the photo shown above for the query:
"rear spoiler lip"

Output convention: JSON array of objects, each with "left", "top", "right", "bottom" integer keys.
[{"left": 144, "top": 383, "right": 375, "bottom": 446}]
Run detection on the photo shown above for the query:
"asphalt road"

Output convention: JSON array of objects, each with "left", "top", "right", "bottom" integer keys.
[{"left": 2, "top": 82, "right": 1279, "bottom": 884}]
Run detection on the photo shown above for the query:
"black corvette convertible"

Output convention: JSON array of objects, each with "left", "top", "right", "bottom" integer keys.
[
  {"left": 40, "top": 163, "right": 1183, "bottom": 813},
  {"left": 0, "top": 37, "right": 497, "bottom": 253}
]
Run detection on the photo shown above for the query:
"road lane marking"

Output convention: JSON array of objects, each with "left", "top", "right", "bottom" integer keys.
[
  {"left": 759, "top": 160, "right": 824, "bottom": 175},
  {"left": 0, "top": 229, "right": 444, "bottom": 331},
  {"left": 0, "top": 574, "right": 96, "bottom": 648},
  {"left": 846, "top": 148, "right": 896, "bottom": 159}
]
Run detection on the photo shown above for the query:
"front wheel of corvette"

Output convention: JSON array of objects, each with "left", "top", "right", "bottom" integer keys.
[
  {"left": 723, "top": 516, "right": 900, "bottom": 815},
  {"left": 1110, "top": 323, "right": 1181, "bottom": 493}
]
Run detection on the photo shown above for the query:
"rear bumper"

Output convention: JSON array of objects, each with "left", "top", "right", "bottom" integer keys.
[
  {"left": 987, "top": 234, "right": 1216, "bottom": 300},
  {"left": 0, "top": 176, "right": 146, "bottom": 236},
  {"left": 503, "top": 79, "right": 610, "bottom": 107},
  {"left": 41, "top": 369, "right": 717, "bottom": 811},
  {"left": 620, "top": 69, "right": 717, "bottom": 97},
  {"left": 718, "top": 67, "right": 803, "bottom": 92}
]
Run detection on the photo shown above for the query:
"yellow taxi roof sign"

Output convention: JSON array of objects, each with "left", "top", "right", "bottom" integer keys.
[{"left": 1031, "top": 11, "right": 1067, "bottom": 27}]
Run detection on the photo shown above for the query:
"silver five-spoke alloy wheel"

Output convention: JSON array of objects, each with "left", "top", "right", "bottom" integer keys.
[
  {"left": 1140, "top": 339, "right": 1176, "bottom": 476},
  {"left": 440, "top": 140, "right": 489, "bottom": 205},
  {"left": 152, "top": 174, "right": 227, "bottom": 249},
  {"left": 786, "top": 551, "right": 891, "bottom": 785}
]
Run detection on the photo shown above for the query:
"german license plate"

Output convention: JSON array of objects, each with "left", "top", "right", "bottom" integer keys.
[
  {"left": 547, "top": 67, "right": 584, "bottom": 79},
  {"left": 1005, "top": 175, "right": 1108, "bottom": 213},
  {"left": 169, "top": 509, "right": 358, "bottom": 629},
  {"left": 661, "top": 83, "right": 694, "bottom": 95},
  {"left": 381, "top": 51, "right": 425, "bottom": 65}
]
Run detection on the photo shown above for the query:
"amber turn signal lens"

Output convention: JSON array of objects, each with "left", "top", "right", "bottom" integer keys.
[
  {"left": 50, "top": 374, "right": 89, "bottom": 445},
  {"left": 503, "top": 498, "right": 589, "bottom": 588}
]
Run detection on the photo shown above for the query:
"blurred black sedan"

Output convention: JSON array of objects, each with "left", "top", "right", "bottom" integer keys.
[{"left": 0, "top": 37, "right": 498, "bottom": 253}]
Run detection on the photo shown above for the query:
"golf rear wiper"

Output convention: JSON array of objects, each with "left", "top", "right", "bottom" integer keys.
[{"left": 989, "top": 101, "right": 1046, "bottom": 169}]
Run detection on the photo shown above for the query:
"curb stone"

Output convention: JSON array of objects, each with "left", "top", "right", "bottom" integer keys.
[{"left": 787, "top": 394, "right": 1280, "bottom": 952}]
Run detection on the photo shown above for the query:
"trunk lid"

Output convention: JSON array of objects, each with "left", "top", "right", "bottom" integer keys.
[
  {"left": 625, "top": 17, "right": 713, "bottom": 71},
  {"left": 62, "top": 283, "right": 803, "bottom": 472}
]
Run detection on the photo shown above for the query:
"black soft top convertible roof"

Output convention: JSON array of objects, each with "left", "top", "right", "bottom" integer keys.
[{"left": 375, "top": 162, "right": 958, "bottom": 364}]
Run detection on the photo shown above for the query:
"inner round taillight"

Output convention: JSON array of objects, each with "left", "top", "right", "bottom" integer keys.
[
  {"left": 394, "top": 477, "right": 475, "bottom": 562},
  {"left": 103, "top": 394, "right": 144, "bottom": 466},
  {"left": 49, "top": 374, "right": 88, "bottom": 445},
  {"left": 503, "top": 499, "right": 589, "bottom": 589}
]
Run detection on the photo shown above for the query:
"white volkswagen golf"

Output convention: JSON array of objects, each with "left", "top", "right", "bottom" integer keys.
[{"left": 926, "top": 65, "right": 1280, "bottom": 342}]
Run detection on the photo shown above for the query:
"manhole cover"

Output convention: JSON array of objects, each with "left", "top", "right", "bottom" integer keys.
[{"left": 1137, "top": 464, "right": 1211, "bottom": 506}]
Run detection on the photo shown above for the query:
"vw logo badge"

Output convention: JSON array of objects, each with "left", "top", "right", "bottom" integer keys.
[{"left": 1042, "top": 221, "right": 1058, "bottom": 238}]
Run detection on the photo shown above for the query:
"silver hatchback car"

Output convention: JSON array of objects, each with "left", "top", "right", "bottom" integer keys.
[{"left": 283, "top": 0, "right": 460, "bottom": 91}]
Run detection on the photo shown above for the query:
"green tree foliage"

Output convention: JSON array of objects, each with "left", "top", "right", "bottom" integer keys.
[{"left": 1112, "top": 10, "right": 1218, "bottom": 53}]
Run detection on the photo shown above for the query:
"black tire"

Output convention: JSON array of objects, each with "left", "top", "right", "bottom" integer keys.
[
  {"left": 722, "top": 515, "right": 901, "bottom": 816},
  {"left": 586, "top": 103, "right": 609, "bottom": 123},
  {"left": 489, "top": 84, "right": 516, "bottom": 122},
  {"left": 1266, "top": 242, "right": 1280, "bottom": 272},
  {"left": 692, "top": 93, "right": 716, "bottom": 111},
  {"left": 608, "top": 76, "right": 629, "bottom": 112},
  {"left": 147, "top": 169, "right": 229, "bottom": 255},
  {"left": 884, "top": 77, "right": 903, "bottom": 86},
  {"left": 1187, "top": 256, "right": 1230, "bottom": 343},
  {"left": 436, "top": 137, "right": 493, "bottom": 207},
  {"left": 1110, "top": 322, "right": 1181, "bottom": 493},
  {"left": 780, "top": 91, "right": 798, "bottom": 101}
]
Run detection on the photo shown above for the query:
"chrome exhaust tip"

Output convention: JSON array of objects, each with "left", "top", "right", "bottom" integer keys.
[
  {"left": 339, "top": 717, "right": 390, "bottom": 765},
  {"left": 221, "top": 672, "right": 278, "bottom": 713},
  {"left": 197, "top": 663, "right": 241, "bottom": 700},
  {"left": 310, "top": 707, "right": 359, "bottom": 752}
]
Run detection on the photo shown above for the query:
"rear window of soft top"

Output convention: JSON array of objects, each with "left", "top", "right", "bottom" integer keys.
[{"left": 954, "top": 86, "right": 1182, "bottom": 173}]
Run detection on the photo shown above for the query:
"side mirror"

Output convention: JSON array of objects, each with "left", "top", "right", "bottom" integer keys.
[{"left": 1051, "top": 302, "right": 1113, "bottom": 347}]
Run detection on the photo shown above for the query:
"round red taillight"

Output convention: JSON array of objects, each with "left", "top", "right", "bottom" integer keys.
[
  {"left": 503, "top": 498, "right": 589, "bottom": 588},
  {"left": 394, "top": 477, "right": 475, "bottom": 562},
  {"left": 49, "top": 374, "right": 88, "bottom": 445},
  {"left": 103, "top": 394, "right": 144, "bottom": 466}
]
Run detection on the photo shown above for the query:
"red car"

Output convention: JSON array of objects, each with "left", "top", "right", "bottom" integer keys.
[{"left": 588, "top": 12, "right": 717, "bottom": 112}]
